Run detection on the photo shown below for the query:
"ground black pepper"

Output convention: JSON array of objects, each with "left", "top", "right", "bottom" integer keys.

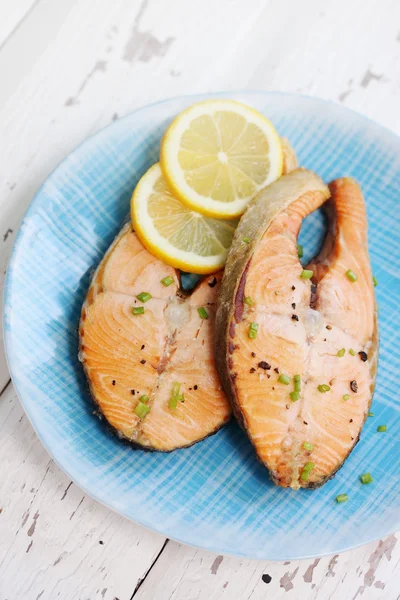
[
  {"left": 140, "top": 359, "right": 146, "bottom": 364},
  {"left": 208, "top": 277, "right": 217, "bottom": 288},
  {"left": 359, "top": 351, "right": 368, "bottom": 362},
  {"left": 350, "top": 380, "right": 358, "bottom": 393},
  {"left": 292, "top": 314, "right": 299, "bottom": 321},
  {"left": 258, "top": 361, "right": 271, "bottom": 370},
  {"left": 291, "top": 303, "right": 296, "bottom": 309}
]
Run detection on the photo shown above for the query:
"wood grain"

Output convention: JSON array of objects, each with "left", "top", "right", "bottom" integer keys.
[{"left": 0, "top": 0, "right": 399, "bottom": 597}]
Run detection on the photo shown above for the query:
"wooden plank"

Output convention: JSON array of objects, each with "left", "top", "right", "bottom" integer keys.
[
  {"left": 0, "top": 0, "right": 39, "bottom": 49},
  {"left": 0, "top": 384, "right": 167, "bottom": 600},
  {"left": 133, "top": 536, "right": 400, "bottom": 600}
]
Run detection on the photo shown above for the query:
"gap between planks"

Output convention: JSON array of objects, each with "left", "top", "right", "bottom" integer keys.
[{"left": 131, "top": 539, "right": 170, "bottom": 599}]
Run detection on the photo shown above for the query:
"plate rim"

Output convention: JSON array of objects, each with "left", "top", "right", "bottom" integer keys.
[{"left": 4, "top": 90, "right": 400, "bottom": 560}]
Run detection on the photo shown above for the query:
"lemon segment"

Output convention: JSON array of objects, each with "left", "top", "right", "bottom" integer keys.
[
  {"left": 131, "top": 163, "right": 238, "bottom": 274},
  {"left": 160, "top": 100, "right": 283, "bottom": 218}
]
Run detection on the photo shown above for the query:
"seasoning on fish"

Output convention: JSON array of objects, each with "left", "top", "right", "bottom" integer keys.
[
  {"left": 216, "top": 171, "right": 378, "bottom": 489},
  {"left": 80, "top": 224, "right": 231, "bottom": 450}
]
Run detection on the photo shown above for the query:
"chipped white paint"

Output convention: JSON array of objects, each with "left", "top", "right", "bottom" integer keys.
[{"left": 0, "top": 0, "right": 399, "bottom": 598}]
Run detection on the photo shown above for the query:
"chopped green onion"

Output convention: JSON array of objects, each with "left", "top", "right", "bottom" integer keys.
[
  {"left": 300, "top": 462, "right": 315, "bottom": 481},
  {"left": 336, "top": 494, "right": 348, "bottom": 503},
  {"left": 136, "top": 292, "right": 152, "bottom": 303},
  {"left": 134, "top": 401, "right": 150, "bottom": 419},
  {"left": 139, "top": 395, "right": 149, "bottom": 403},
  {"left": 349, "top": 348, "right": 356, "bottom": 356},
  {"left": 337, "top": 348, "right": 345, "bottom": 357},
  {"left": 360, "top": 472, "right": 373, "bottom": 485},
  {"left": 373, "top": 275, "right": 378, "bottom": 287},
  {"left": 303, "top": 441, "right": 314, "bottom": 451},
  {"left": 346, "top": 269, "right": 358, "bottom": 282},
  {"left": 290, "top": 391, "right": 300, "bottom": 402},
  {"left": 197, "top": 307, "right": 209, "bottom": 319},
  {"left": 161, "top": 275, "right": 174, "bottom": 287},
  {"left": 279, "top": 374, "right": 291, "bottom": 385},
  {"left": 294, "top": 374, "right": 301, "bottom": 392},
  {"left": 343, "top": 394, "right": 350, "bottom": 401},
  {"left": 318, "top": 384, "right": 330, "bottom": 393},
  {"left": 249, "top": 322, "right": 259, "bottom": 339},
  {"left": 132, "top": 306, "right": 145, "bottom": 315},
  {"left": 169, "top": 396, "right": 178, "bottom": 410},
  {"left": 169, "top": 382, "right": 184, "bottom": 409},
  {"left": 377, "top": 425, "right": 387, "bottom": 432},
  {"left": 243, "top": 237, "right": 251, "bottom": 244},
  {"left": 300, "top": 269, "right": 314, "bottom": 280},
  {"left": 368, "top": 412, "right": 374, "bottom": 417},
  {"left": 244, "top": 296, "right": 254, "bottom": 306},
  {"left": 297, "top": 244, "right": 304, "bottom": 258}
]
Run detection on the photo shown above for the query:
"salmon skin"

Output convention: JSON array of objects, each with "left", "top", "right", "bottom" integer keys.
[
  {"left": 79, "top": 223, "right": 231, "bottom": 451},
  {"left": 216, "top": 170, "right": 378, "bottom": 489}
]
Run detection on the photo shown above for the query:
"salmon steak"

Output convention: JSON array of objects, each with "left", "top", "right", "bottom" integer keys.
[
  {"left": 216, "top": 170, "right": 378, "bottom": 488},
  {"left": 79, "top": 224, "right": 231, "bottom": 451}
]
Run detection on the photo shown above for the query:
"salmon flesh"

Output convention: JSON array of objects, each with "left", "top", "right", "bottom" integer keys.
[
  {"left": 79, "top": 224, "right": 231, "bottom": 451},
  {"left": 216, "top": 170, "right": 378, "bottom": 488}
]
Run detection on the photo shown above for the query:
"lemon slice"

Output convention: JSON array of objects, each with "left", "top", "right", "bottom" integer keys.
[
  {"left": 160, "top": 100, "right": 283, "bottom": 218},
  {"left": 131, "top": 163, "right": 238, "bottom": 274}
]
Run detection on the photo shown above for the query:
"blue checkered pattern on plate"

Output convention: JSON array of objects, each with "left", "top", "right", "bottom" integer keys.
[{"left": 4, "top": 92, "right": 400, "bottom": 559}]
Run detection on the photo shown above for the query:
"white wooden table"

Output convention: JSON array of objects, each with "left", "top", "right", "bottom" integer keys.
[{"left": 1, "top": 1, "right": 399, "bottom": 598}]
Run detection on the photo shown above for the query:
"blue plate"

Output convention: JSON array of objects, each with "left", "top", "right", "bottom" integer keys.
[{"left": 4, "top": 92, "right": 400, "bottom": 560}]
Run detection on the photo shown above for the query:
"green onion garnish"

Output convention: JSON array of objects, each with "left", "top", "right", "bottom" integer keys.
[
  {"left": 139, "top": 395, "right": 149, "bottom": 403},
  {"left": 161, "top": 275, "right": 174, "bottom": 287},
  {"left": 346, "top": 269, "right": 358, "bottom": 282},
  {"left": 373, "top": 275, "right": 378, "bottom": 287},
  {"left": 318, "top": 384, "right": 330, "bottom": 393},
  {"left": 169, "top": 382, "right": 184, "bottom": 409},
  {"left": 279, "top": 374, "right": 291, "bottom": 385},
  {"left": 290, "top": 391, "right": 300, "bottom": 402},
  {"left": 244, "top": 296, "right": 254, "bottom": 306},
  {"left": 294, "top": 374, "right": 301, "bottom": 392},
  {"left": 136, "top": 292, "right": 152, "bottom": 303},
  {"left": 132, "top": 306, "right": 145, "bottom": 315},
  {"left": 360, "top": 472, "right": 373, "bottom": 485},
  {"left": 303, "top": 441, "right": 314, "bottom": 451},
  {"left": 336, "top": 494, "right": 348, "bottom": 503},
  {"left": 300, "top": 462, "right": 315, "bottom": 481},
  {"left": 377, "top": 425, "right": 387, "bottom": 432},
  {"left": 337, "top": 348, "right": 345, "bottom": 357},
  {"left": 368, "top": 412, "right": 374, "bottom": 417},
  {"left": 249, "top": 322, "right": 259, "bottom": 339},
  {"left": 300, "top": 269, "right": 313, "bottom": 280},
  {"left": 349, "top": 348, "right": 356, "bottom": 356},
  {"left": 134, "top": 401, "right": 150, "bottom": 419},
  {"left": 197, "top": 307, "right": 209, "bottom": 319},
  {"left": 297, "top": 244, "right": 304, "bottom": 258},
  {"left": 243, "top": 237, "right": 251, "bottom": 244},
  {"left": 343, "top": 394, "right": 350, "bottom": 401}
]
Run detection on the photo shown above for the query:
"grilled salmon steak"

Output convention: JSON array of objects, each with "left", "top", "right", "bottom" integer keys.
[
  {"left": 216, "top": 170, "right": 378, "bottom": 488},
  {"left": 79, "top": 224, "right": 231, "bottom": 450}
]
